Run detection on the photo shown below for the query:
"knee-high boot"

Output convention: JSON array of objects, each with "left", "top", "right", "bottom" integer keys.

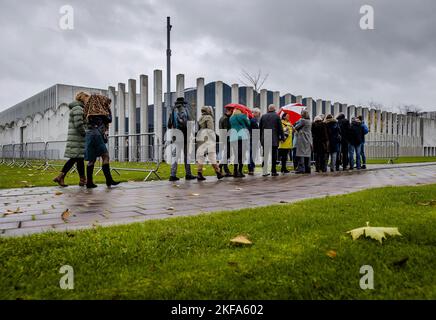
[
  {"left": 86, "top": 165, "right": 98, "bottom": 189},
  {"left": 102, "top": 164, "right": 120, "bottom": 187}
]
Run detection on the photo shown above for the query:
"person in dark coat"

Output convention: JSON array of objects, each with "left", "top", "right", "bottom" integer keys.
[
  {"left": 259, "top": 104, "right": 284, "bottom": 176},
  {"left": 218, "top": 108, "right": 233, "bottom": 177},
  {"left": 325, "top": 114, "right": 341, "bottom": 172},
  {"left": 336, "top": 113, "right": 350, "bottom": 170},
  {"left": 311, "top": 115, "right": 329, "bottom": 173},
  {"left": 53, "top": 92, "right": 89, "bottom": 187},
  {"left": 294, "top": 110, "right": 312, "bottom": 174},
  {"left": 358, "top": 115, "right": 369, "bottom": 169},
  {"left": 84, "top": 94, "right": 120, "bottom": 188},
  {"left": 348, "top": 117, "right": 364, "bottom": 170},
  {"left": 248, "top": 108, "right": 261, "bottom": 175}
]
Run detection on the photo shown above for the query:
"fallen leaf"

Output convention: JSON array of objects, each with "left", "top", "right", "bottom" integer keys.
[
  {"left": 20, "top": 181, "right": 28, "bottom": 184},
  {"left": 4, "top": 207, "right": 22, "bottom": 215},
  {"left": 190, "top": 193, "right": 200, "bottom": 196},
  {"left": 234, "top": 187, "right": 243, "bottom": 191},
  {"left": 347, "top": 222, "right": 402, "bottom": 244},
  {"left": 326, "top": 250, "right": 337, "bottom": 258},
  {"left": 61, "top": 209, "right": 71, "bottom": 222},
  {"left": 280, "top": 201, "right": 288, "bottom": 204},
  {"left": 230, "top": 235, "right": 252, "bottom": 245},
  {"left": 167, "top": 207, "right": 175, "bottom": 211},
  {"left": 55, "top": 191, "right": 63, "bottom": 196}
]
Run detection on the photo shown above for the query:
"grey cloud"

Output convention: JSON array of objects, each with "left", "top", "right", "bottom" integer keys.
[{"left": 0, "top": 0, "right": 435, "bottom": 113}]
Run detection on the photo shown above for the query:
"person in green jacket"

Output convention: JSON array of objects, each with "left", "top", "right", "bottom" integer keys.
[
  {"left": 229, "top": 109, "right": 250, "bottom": 178},
  {"left": 53, "top": 92, "right": 90, "bottom": 187}
]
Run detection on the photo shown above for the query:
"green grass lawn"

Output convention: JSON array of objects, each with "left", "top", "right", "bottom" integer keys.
[
  {"left": 0, "top": 184, "right": 435, "bottom": 300},
  {"left": 367, "top": 156, "right": 436, "bottom": 164},
  {"left": 1, "top": 157, "right": 436, "bottom": 189},
  {"left": 0, "top": 162, "right": 219, "bottom": 189}
]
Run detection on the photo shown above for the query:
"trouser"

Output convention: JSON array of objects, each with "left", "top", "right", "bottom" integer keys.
[
  {"left": 349, "top": 144, "right": 362, "bottom": 169},
  {"left": 314, "top": 152, "right": 327, "bottom": 172},
  {"left": 170, "top": 135, "right": 193, "bottom": 177},
  {"left": 297, "top": 156, "right": 311, "bottom": 173},
  {"left": 197, "top": 151, "right": 220, "bottom": 173},
  {"left": 329, "top": 152, "right": 338, "bottom": 171},
  {"left": 339, "top": 143, "right": 349, "bottom": 169},
  {"left": 231, "top": 139, "right": 245, "bottom": 173},
  {"left": 278, "top": 149, "right": 291, "bottom": 172},
  {"left": 61, "top": 158, "right": 85, "bottom": 177},
  {"left": 219, "top": 139, "right": 231, "bottom": 174},
  {"left": 360, "top": 143, "right": 366, "bottom": 165},
  {"left": 248, "top": 140, "right": 256, "bottom": 172},
  {"left": 262, "top": 145, "right": 278, "bottom": 174},
  {"left": 292, "top": 148, "right": 298, "bottom": 169}
]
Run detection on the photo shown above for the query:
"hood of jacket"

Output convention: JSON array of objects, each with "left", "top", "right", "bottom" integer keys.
[{"left": 69, "top": 101, "right": 84, "bottom": 110}]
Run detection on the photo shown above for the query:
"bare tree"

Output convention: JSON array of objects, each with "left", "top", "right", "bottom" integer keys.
[
  {"left": 397, "top": 104, "right": 422, "bottom": 115},
  {"left": 240, "top": 69, "right": 269, "bottom": 94},
  {"left": 367, "top": 100, "right": 384, "bottom": 111}
]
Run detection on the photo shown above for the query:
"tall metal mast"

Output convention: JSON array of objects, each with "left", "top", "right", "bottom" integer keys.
[{"left": 166, "top": 17, "right": 172, "bottom": 119}]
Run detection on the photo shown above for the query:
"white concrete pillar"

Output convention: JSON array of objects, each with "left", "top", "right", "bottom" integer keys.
[
  {"left": 406, "top": 115, "right": 412, "bottom": 136},
  {"left": 246, "top": 87, "right": 254, "bottom": 109},
  {"left": 349, "top": 105, "right": 356, "bottom": 119},
  {"left": 215, "top": 81, "right": 223, "bottom": 133},
  {"left": 284, "top": 94, "right": 292, "bottom": 105},
  {"left": 362, "top": 107, "right": 369, "bottom": 124},
  {"left": 176, "top": 74, "right": 185, "bottom": 98},
  {"left": 305, "top": 97, "right": 313, "bottom": 120},
  {"left": 231, "top": 84, "right": 239, "bottom": 104},
  {"left": 117, "top": 83, "right": 126, "bottom": 162},
  {"left": 128, "top": 79, "right": 137, "bottom": 162},
  {"left": 374, "top": 110, "right": 380, "bottom": 135},
  {"left": 341, "top": 104, "right": 348, "bottom": 118},
  {"left": 381, "top": 111, "right": 387, "bottom": 135},
  {"left": 398, "top": 114, "right": 404, "bottom": 136},
  {"left": 387, "top": 112, "right": 393, "bottom": 136},
  {"left": 392, "top": 113, "right": 398, "bottom": 136},
  {"left": 316, "top": 99, "right": 323, "bottom": 116},
  {"left": 325, "top": 101, "right": 332, "bottom": 115},
  {"left": 196, "top": 77, "right": 205, "bottom": 121},
  {"left": 296, "top": 95, "right": 302, "bottom": 104},
  {"left": 333, "top": 102, "right": 341, "bottom": 117},
  {"left": 140, "top": 74, "right": 149, "bottom": 161},
  {"left": 356, "top": 106, "right": 363, "bottom": 117},
  {"left": 260, "top": 89, "right": 268, "bottom": 114},
  {"left": 153, "top": 70, "right": 163, "bottom": 159},
  {"left": 369, "top": 109, "right": 376, "bottom": 134},
  {"left": 107, "top": 86, "right": 116, "bottom": 160},
  {"left": 273, "top": 91, "right": 280, "bottom": 108}
]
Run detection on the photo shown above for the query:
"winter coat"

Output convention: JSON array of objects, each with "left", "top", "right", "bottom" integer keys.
[
  {"left": 326, "top": 118, "right": 341, "bottom": 153},
  {"left": 337, "top": 115, "right": 350, "bottom": 145},
  {"left": 294, "top": 118, "right": 312, "bottom": 157},
  {"left": 229, "top": 113, "right": 250, "bottom": 142},
  {"left": 312, "top": 120, "right": 329, "bottom": 154},
  {"left": 348, "top": 120, "right": 364, "bottom": 146},
  {"left": 64, "top": 101, "right": 86, "bottom": 159},
  {"left": 197, "top": 108, "right": 215, "bottom": 149},
  {"left": 259, "top": 111, "right": 284, "bottom": 147},
  {"left": 279, "top": 119, "right": 293, "bottom": 149},
  {"left": 361, "top": 121, "right": 369, "bottom": 143}
]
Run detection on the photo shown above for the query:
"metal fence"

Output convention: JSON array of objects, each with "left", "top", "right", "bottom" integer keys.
[
  {"left": 364, "top": 140, "right": 400, "bottom": 163},
  {"left": 0, "top": 133, "right": 162, "bottom": 181}
]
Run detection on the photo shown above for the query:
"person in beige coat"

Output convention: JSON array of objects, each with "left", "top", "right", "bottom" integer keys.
[{"left": 196, "top": 106, "right": 224, "bottom": 181}]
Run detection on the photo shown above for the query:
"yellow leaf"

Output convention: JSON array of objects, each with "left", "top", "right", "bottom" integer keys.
[
  {"left": 230, "top": 235, "right": 252, "bottom": 245},
  {"left": 190, "top": 193, "right": 200, "bottom": 196},
  {"left": 61, "top": 209, "right": 71, "bottom": 221},
  {"left": 347, "top": 222, "right": 402, "bottom": 244},
  {"left": 326, "top": 250, "right": 337, "bottom": 258},
  {"left": 55, "top": 191, "right": 63, "bottom": 196},
  {"left": 167, "top": 207, "right": 175, "bottom": 211}
]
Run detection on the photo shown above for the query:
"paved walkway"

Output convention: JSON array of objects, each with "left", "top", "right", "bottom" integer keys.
[{"left": 1, "top": 162, "right": 436, "bottom": 237}]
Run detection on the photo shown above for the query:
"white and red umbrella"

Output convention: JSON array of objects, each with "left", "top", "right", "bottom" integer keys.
[{"left": 277, "top": 103, "right": 306, "bottom": 124}]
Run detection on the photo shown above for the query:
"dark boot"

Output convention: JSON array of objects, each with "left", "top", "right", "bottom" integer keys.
[
  {"left": 238, "top": 165, "right": 245, "bottom": 178},
  {"left": 233, "top": 164, "right": 239, "bottom": 177},
  {"left": 102, "top": 164, "right": 120, "bottom": 187},
  {"left": 197, "top": 172, "right": 206, "bottom": 181},
  {"left": 86, "top": 165, "right": 98, "bottom": 189},
  {"left": 53, "top": 172, "right": 68, "bottom": 187}
]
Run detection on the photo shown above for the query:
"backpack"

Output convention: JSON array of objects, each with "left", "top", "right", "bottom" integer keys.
[{"left": 170, "top": 106, "right": 189, "bottom": 131}]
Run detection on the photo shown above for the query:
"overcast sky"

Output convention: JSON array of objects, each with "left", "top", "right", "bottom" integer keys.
[{"left": 1, "top": 0, "right": 435, "bottom": 113}]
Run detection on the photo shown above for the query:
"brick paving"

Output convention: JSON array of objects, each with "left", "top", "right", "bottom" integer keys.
[{"left": 1, "top": 162, "right": 435, "bottom": 237}]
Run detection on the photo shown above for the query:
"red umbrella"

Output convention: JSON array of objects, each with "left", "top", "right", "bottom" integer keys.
[
  {"left": 225, "top": 103, "right": 254, "bottom": 119},
  {"left": 278, "top": 103, "right": 306, "bottom": 125}
]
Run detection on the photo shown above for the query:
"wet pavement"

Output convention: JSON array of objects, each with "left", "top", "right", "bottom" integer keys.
[{"left": 1, "top": 162, "right": 435, "bottom": 237}]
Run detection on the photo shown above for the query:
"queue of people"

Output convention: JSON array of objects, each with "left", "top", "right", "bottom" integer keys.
[{"left": 168, "top": 101, "right": 369, "bottom": 181}]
